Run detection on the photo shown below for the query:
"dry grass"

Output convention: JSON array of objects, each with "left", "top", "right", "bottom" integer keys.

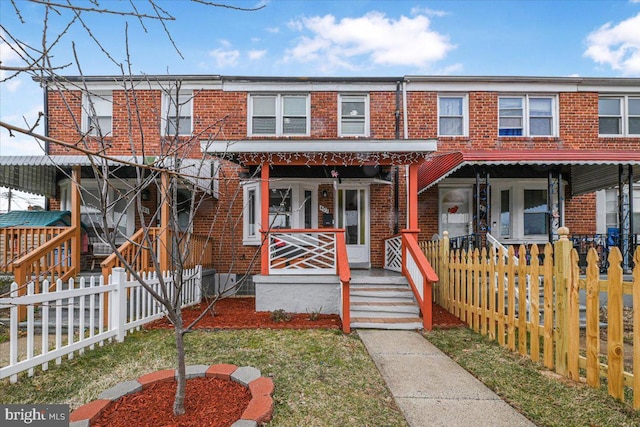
[{"left": 0, "top": 328, "right": 407, "bottom": 427}]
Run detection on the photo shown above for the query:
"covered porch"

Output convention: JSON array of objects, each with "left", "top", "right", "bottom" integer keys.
[
  {"left": 0, "top": 156, "right": 214, "bottom": 311},
  {"left": 418, "top": 149, "right": 640, "bottom": 270},
  {"left": 202, "top": 138, "right": 439, "bottom": 332}
]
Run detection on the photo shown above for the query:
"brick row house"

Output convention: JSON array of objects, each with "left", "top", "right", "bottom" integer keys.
[{"left": 1, "top": 75, "right": 639, "bottom": 331}]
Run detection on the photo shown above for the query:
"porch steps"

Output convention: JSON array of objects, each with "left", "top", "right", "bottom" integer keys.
[{"left": 349, "top": 276, "right": 423, "bottom": 330}]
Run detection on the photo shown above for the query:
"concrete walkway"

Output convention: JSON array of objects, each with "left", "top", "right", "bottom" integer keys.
[{"left": 358, "top": 329, "right": 536, "bottom": 427}]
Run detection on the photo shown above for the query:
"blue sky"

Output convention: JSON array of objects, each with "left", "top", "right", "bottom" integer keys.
[{"left": 1, "top": 0, "right": 640, "bottom": 208}]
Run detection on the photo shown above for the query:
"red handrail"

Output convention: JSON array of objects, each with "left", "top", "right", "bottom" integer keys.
[
  {"left": 402, "top": 229, "right": 438, "bottom": 330},
  {"left": 335, "top": 231, "right": 351, "bottom": 334}
]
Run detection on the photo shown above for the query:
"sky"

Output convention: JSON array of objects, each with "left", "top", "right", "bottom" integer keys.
[{"left": 1, "top": 0, "right": 640, "bottom": 209}]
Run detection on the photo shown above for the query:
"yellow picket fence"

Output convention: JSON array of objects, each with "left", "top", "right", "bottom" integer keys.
[{"left": 420, "top": 227, "right": 640, "bottom": 409}]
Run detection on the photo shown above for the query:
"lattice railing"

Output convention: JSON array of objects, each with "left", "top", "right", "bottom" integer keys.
[
  {"left": 384, "top": 234, "right": 402, "bottom": 272},
  {"left": 267, "top": 229, "right": 339, "bottom": 275}
]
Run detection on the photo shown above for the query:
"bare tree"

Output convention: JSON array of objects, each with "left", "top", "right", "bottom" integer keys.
[{"left": 1, "top": 0, "right": 265, "bottom": 416}]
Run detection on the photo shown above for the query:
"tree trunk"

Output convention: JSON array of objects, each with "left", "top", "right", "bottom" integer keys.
[{"left": 173, "top": 312, "right": 186, "bottom": 416}]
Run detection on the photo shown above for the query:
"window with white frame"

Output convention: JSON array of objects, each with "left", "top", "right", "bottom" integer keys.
[
  {"left": 242, "top": 181, "right": 317, "bottom": 245},
  {"left": 498, "top": 95, "right": 556, "bottom": 137},
  {"left": 492, "top": 180, "right": 553, "bottom": 242},
  {"left": 599, "top": 96, "right": 640, "bottom": 136},
  {"left": 164, "top": 91, "right": 193, "bottom": 135},
  {"left": 599, "top": 187, "right": 640, "bottom": 234},
  {"left": 438, "top": 95, "right": 467, "bottom": 136},
  {"left": 83, "top": 91, "right": 112, "bottom": 136},
  {"left": 339, "top": 94, "right": 368, "bottom": 136},
  {"left": 249, "top": 94, "right": 309, "bottom": 136}
]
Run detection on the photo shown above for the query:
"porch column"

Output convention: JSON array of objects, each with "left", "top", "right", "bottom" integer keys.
[
  {"left": 159, "top": 170, "right": 170, "bottom": 272},
  {"left": 71, "top": 166, "right": 81, "bottom": 273},
  {"left": 408, "top": 163, "right": 419, "bottom": 230},
  {"left": 260, "top": 163, "right": 270, "bottom": 275}
]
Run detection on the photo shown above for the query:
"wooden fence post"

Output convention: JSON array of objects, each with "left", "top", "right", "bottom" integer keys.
[
  {"left": 441, "top": 231, "right": 450, "bottom": 311},
  {"left": 553, "top": 226, "right": 571, "bottom": 376}
]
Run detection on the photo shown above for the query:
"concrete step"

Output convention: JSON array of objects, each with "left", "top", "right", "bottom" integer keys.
[
  {"left": 351, "top": 316, "right": 423, "bottom": 330},
  {"left": 350, "top": 275, "right": 409, "bottom": 286},
  {"left": 351, "top": 302, "right": 420, "bottom": 318}
]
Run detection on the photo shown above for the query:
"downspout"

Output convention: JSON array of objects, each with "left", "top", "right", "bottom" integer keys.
[
  {"left": 43, "top": 80, "right": 50, "bottom": 210},
  {"left": 403, "top": 80, "right": 410, "bottom": 229},
  {"left": 628, "top": 165, "right": 634, "bottom": 269},
  {"left": 394, "top": 82, "right": 400, "bottom": 233}
]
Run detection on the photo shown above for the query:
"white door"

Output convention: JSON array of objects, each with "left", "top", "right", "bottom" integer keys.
[{"left": 336, "top": 186, "right": 370, "bottom": 266}]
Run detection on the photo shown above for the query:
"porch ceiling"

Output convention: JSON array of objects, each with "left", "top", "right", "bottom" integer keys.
[{"left": 418, "top": 150, "right": 640, "bottom": 196}]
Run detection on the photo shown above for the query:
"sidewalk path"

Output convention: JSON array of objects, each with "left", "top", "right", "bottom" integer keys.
[{"left": 358, "top": 329, "right": 536, "bottom": 427}]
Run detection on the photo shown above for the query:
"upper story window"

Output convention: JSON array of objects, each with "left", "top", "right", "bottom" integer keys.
[
  {"left": 498, "top": 95, "right": 556, "bottom": 137},
  {"left": 164, "top": 91, "right": 193, "bottom": 136},
  {"left": 83, "top": 92, "right": 112, "bottom": 136},
  {"left": 339, "top": 94, "right": 369, "bottom": 136},
  {"left": 249, "top": 94, "right": 310, "bottom": 136},
  {"left": 599, "top": 96, "right": 640, "bottom": 136},
  {"left": 438, "top": 95, "right": 467, "bottom": 136}
]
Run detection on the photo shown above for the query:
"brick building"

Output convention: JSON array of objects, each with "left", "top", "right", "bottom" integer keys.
[{"left": 1, "top": 74, "right": 639, "bottom": 329}]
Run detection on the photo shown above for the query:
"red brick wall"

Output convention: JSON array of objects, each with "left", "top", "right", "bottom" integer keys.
[{"left": 44, "top": 83, "right": 640, "bottom": 277}]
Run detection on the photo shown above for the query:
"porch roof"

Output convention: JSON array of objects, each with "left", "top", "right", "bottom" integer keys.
[
  {"left": 417, "top": 150, "right": 640, "bottom": 196},
  {"left": 200, "top": 139, "right": 438, "bottom": 165},
  {"left": 0, "top": 155, "right": 141, "bottom": 197}
]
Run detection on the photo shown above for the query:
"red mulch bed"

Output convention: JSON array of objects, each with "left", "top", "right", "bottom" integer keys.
[
  {"left": 145, "top": 297, "right": 464, "bottom": 330},
  {"left": 92, "top": 377, "right": 251, "bottom": 427},
  {"left": 432, "top": 303, "right": 466, "bottom": 329},
  {"left": 146, "top": 297, "right": 342, "bottom": 330}
]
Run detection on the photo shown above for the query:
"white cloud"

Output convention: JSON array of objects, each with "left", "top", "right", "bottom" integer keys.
[
  {"left": 584, "top": 13, "right": 640, "bottom": 75},
  {"left": 266, "top": 26, "right": 280, "bottom": 33},
  {"left": 248, "top": 49, "right": 266, "bottom": 60},
  {"left": 284, "top": 12, "right": 454, "bottom": 71},
  {"left": 209, "top": 47, "right": 240, "bottom": 68},
  {"left": 410, "top": 7, "right": 447, "bottom": 17}
]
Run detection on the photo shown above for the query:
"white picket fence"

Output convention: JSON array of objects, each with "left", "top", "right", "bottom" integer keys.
[{"left": 0, "top": 266, "right": 202, "bottom": 383}]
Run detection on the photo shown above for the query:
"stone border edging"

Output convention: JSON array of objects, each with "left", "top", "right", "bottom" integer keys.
[{"left": 69, "top": 364, "right": 274, "bottom": 427}]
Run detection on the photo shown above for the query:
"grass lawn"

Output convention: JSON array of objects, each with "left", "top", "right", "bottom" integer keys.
[
  {"left": 0, "top": 328, "right": 407, "bottom": 427},
  {"left": 425, "top": 327, "right": 640, "bottom": 427}
]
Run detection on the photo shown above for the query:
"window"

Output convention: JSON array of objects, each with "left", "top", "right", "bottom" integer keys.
[
  {"left": 601, "top": 187, "right": 640, "bottom": 234},
  {"left": 523, "top": 189, "right": 548, "bottom": 236},
  {"left": 498, "top": 95, "right": 556, "bottom": 137},
  {"left": 164, "top": 91, "right": 193, "bottom": 135},
  {"left": 242, "top": 181, "right": 317, "bottom": 245},
  {"left": 339, "top": 94, "right": 368, "bottom": 136},
  {"left": 599, "top": 96, "right": 640, "bottom": 136},
  {"left": 249, "top": 94, "right": 309, "bottom": 136},
  {"left": 438, "top": 96, "right": 466, "bottom": 136},
  {"left": 492, "top": 180, "right": 555, "bottom": 242},
  {"left": 83, "top": 92, "right": 112, "bottom": 136},
  {"left": 243, "top": 182, "right": 261, "bottom": 244}
]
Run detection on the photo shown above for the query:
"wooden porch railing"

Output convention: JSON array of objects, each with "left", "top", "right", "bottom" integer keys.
[
  {"left": 101, "top": 228, "right": 214, "bottom": 279},
  {"left": 383, "top": 234, "right": 402, "bottom": 272},
  {"left": 12, "top": 227, "right": 78, "bottom": 320},
  {"left": 0, "top": 227, "right": 68, "bottom": 273},
  {"left": 401, "top": 229, "right": 438, "bottom": 330},
  {"left": 265, "top": 229, "right": 342, "bottom": 275},
  {"left": 336, "top": 231, "right": 351, "bottom": 334}
]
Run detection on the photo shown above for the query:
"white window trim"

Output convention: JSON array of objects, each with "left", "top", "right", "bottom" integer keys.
[
  {"left": 247, "top": 94, "right": 311, "bottom": 137},
  {"left": 491, "top": 179, "right": 561, "bottom": 244},
  {"left": 242, "top": 180, "right": 318, "bottom": 245},
  {"left": 437, "top": 94, "right": 468, "bottom": 137},
  {"left": 162, "top": 90, "right": 194, "bottom": 136},
  {"left": 338, "top": 94, "right": 370, "bottom": 137},
  {"left": 242, "top": 181, "right": 261, "bottom": 245},
  {"left": 498, "top": 94, "right": 558, "bottom": 137},
  {"left": 596, "top": 186, "right": 640, "bottom": 234},
  {"left": 82, "top": 91, "right": 113, "bottom": 136},
  {"left": 598, "top": 95, "right": 640, "bottom": 137}
]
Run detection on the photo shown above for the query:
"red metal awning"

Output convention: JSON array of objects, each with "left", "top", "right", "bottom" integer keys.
[{"left": 418, "top": 149, "right": 640, "bottom": 195}]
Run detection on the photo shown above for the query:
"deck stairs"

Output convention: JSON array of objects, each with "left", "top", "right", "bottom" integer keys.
[{"left": 349, "top": 270, "right": 423, "bottom": 330}]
